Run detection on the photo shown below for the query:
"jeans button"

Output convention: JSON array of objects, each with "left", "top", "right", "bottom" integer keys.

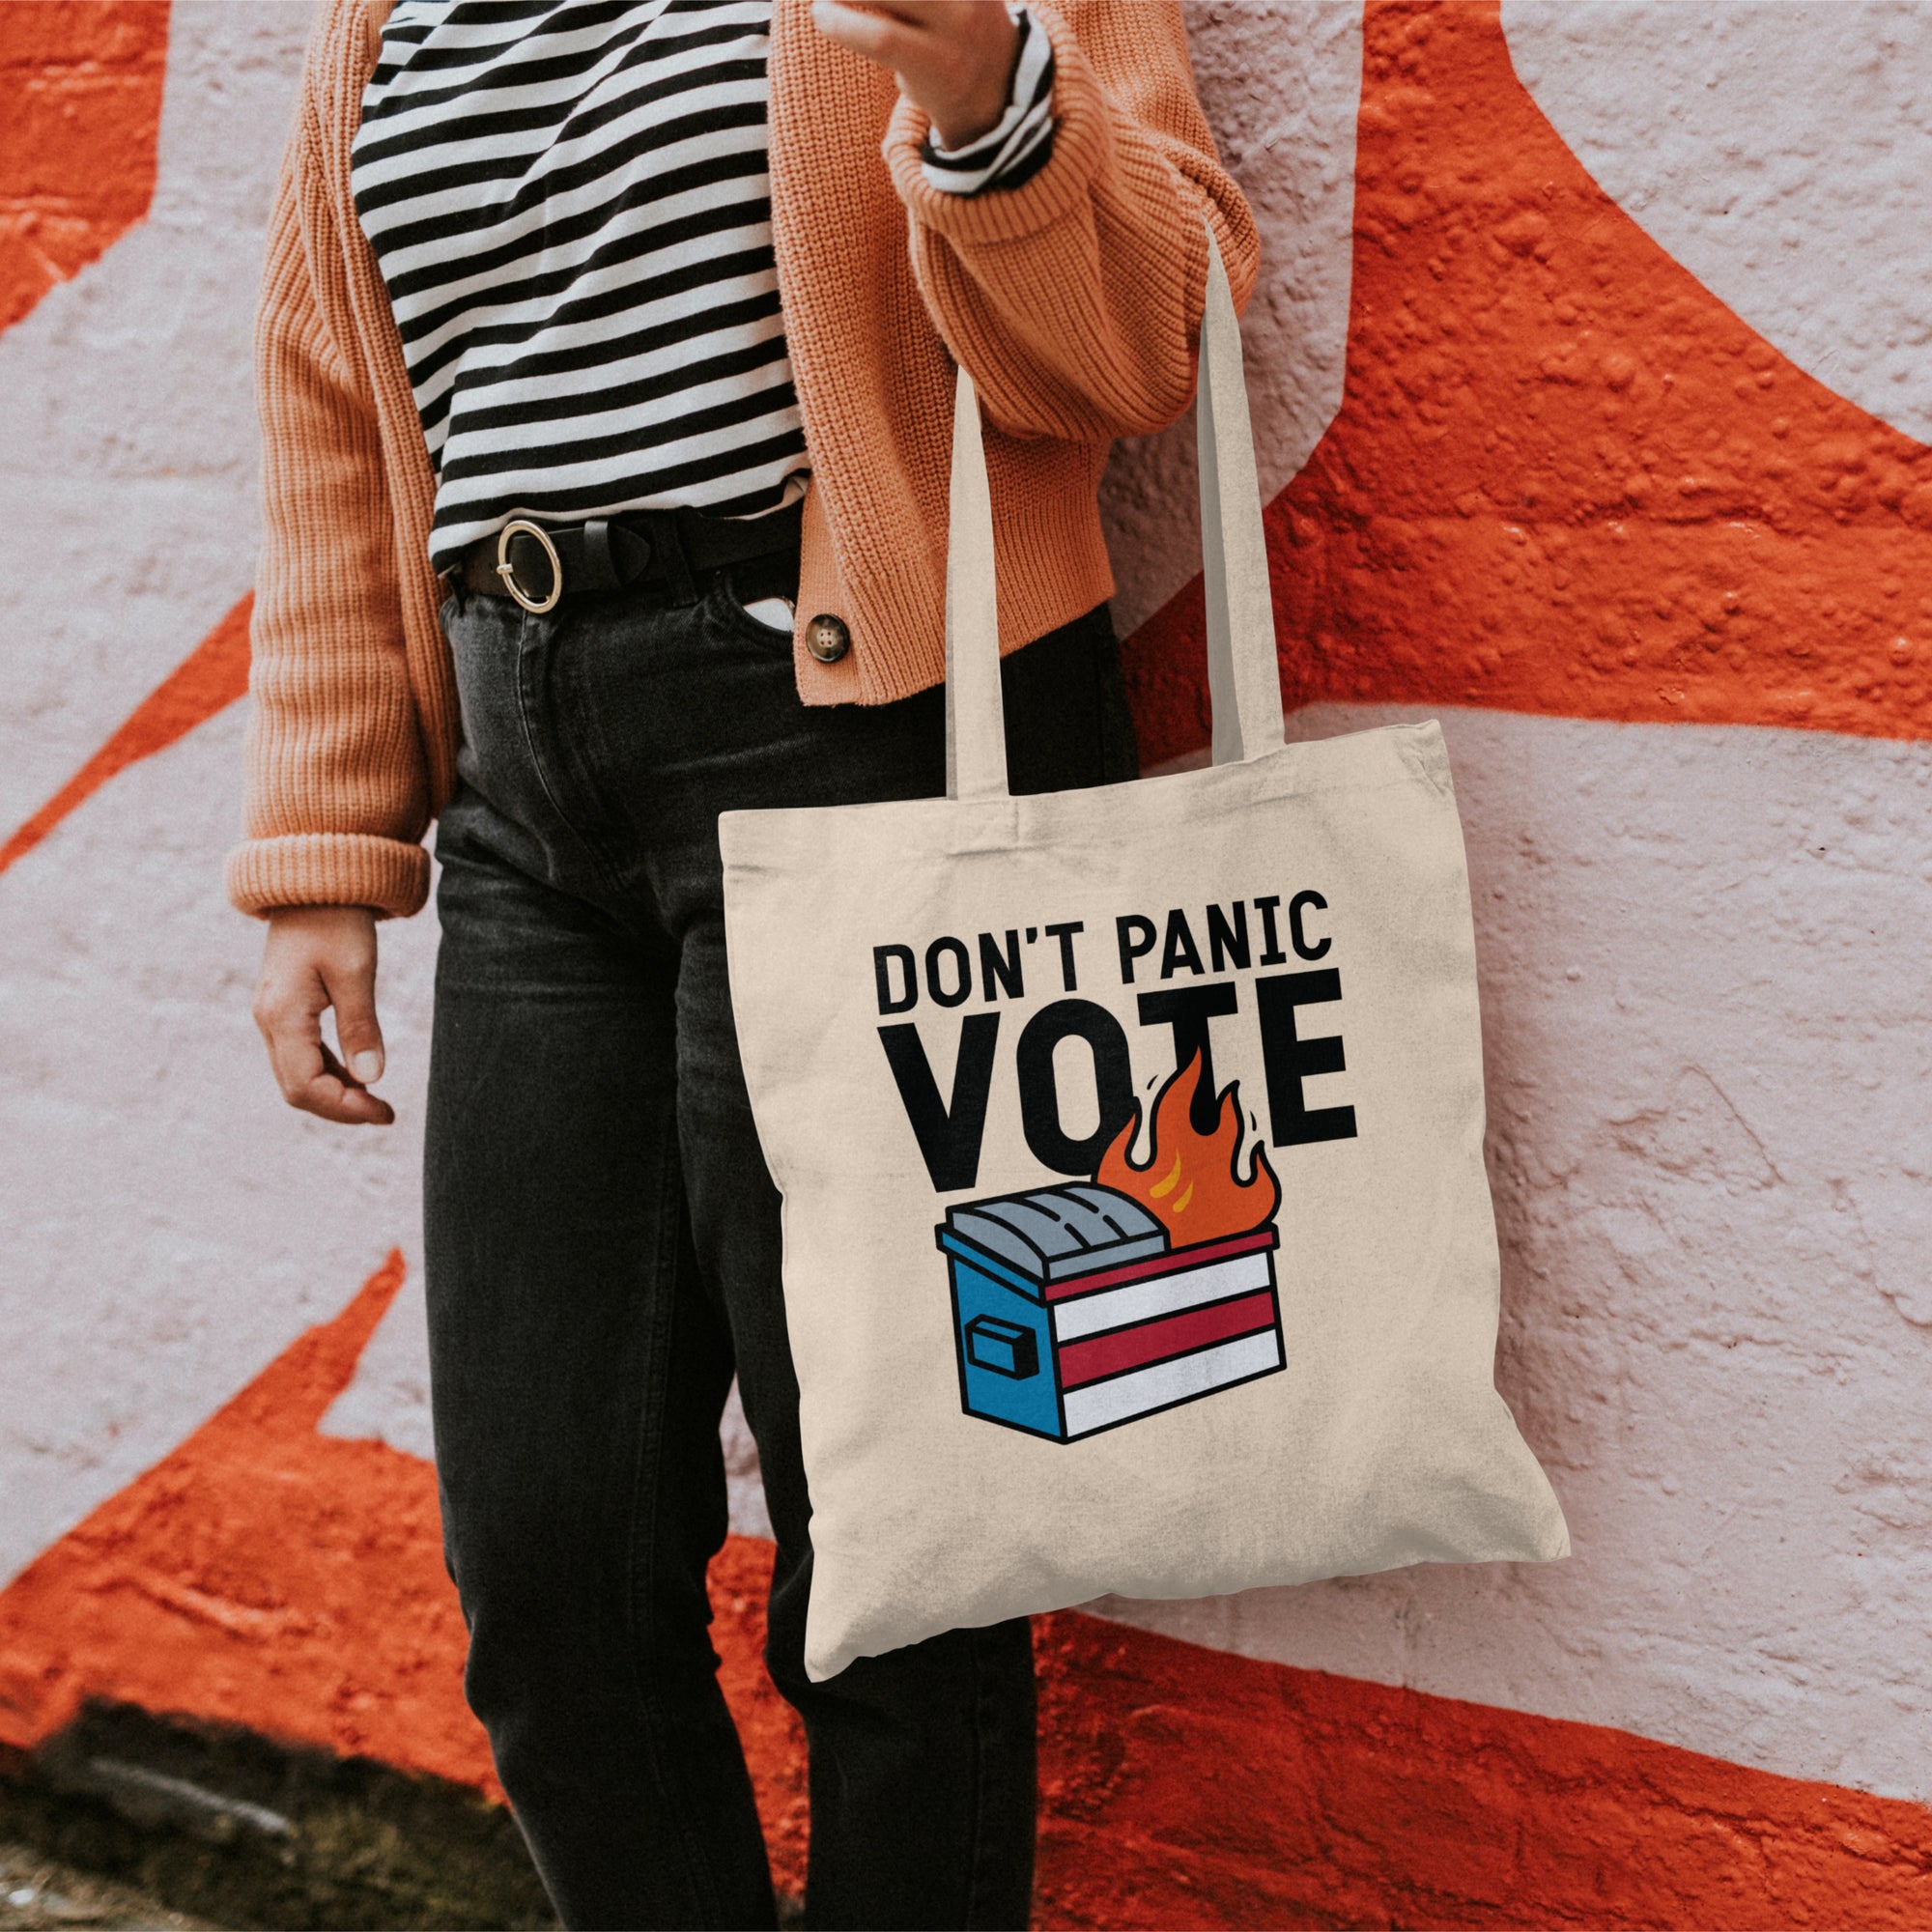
[{"left": 806, "top": 614, "right": 851, "bottom": 664}]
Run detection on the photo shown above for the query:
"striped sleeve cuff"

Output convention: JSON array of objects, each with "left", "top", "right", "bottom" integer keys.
[{"left": 920, "top": 5, "right": 1055, "bottom": 197}]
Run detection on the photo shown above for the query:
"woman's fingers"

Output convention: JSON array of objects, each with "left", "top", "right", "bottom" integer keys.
[
  {"left": 253, "top": 906, "right": 394, "bottom": 1127},
  {"left": 812, "top": 0, "right": 1017, "bottom": 148},
  {"left": 255, "top": 981, "right": 393, "bottom": 1125},
  {"left": 327, "top": 945, "right": 386, "bottom": 1088},
  {"left": 811, "top": 0, "right": 913, "bottom": 65},
  {"left": 827, "top": 0, "right": 964, "bottom": 18},
  {"left": 320, "top": 1038, "right": 397, "bottom": 1126}
]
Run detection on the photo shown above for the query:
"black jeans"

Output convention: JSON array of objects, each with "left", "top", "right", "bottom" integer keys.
[{"left": 422, "top": 573, "right": 1137, "bottom": 1932}]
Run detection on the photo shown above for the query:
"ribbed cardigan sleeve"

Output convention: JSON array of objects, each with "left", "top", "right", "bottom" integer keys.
[
  {"left": 223, "top": 107, "right": 432, "bottom": 921},
  {"left": 882, "top": 0, "right": 1259, "bottom": 442}
]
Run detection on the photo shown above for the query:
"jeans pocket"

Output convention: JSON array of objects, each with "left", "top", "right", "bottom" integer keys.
[{"left": 709, "top": 580, "right": 796, "bottom": 653}]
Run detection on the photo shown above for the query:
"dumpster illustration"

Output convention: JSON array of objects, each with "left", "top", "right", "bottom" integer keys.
[{"left": 937, "top": 1180, "right": 1284, "bottom": 1442}]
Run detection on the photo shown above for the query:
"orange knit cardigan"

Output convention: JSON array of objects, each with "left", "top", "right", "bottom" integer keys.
[{"left": 225, "top": 0, "right": 1258, "bottom": 920}]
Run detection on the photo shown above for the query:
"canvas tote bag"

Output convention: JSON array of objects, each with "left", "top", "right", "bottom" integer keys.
[{"left": 722, "top": 237, "right": 1568, "bottom": 1682}]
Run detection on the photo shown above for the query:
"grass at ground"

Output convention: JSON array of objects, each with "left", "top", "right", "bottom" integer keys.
[
  {"left": 0, "top": 1841, "right": 215, "bottom": 1931},
  {"left": 0, "top": 1703, "right": 554, "bottom": 1932}
]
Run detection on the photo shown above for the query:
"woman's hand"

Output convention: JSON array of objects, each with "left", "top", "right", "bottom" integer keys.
[
  {"left": 812, "top": 0, "right": 1020, "bottom": 150},
  {"left": 253, "top": 906, "right": 394, "bottom": 1126}
]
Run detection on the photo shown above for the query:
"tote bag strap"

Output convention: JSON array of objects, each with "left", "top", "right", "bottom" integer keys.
[{"left": 945, "top": 226, "right": 1284, "bottom": 803}]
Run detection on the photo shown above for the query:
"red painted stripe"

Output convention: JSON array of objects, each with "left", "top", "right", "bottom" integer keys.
[
  {"left": 1122, "top": 0, "right": 1932, "bottom": 766},
  {"left": 1032, "top": 1610, "right": 1932, "bottom": 1930},
  {"left": 0, "top": 1254, "right": 809, "bottom": 1893},
  {"left": 0, "top": 1253, "right": 445, "bottom": 1774},
  {"left": 1057, "top": 1289, "right": 1277, "bottom": 1389},
  {"left": 0, "top": 1, "right": 169, "bottom": 336},
  {"left": 1043, "top": 1225, "right": 1276, "bottom": 1301},
  {"left": 5, "top": 1265, "right": 1930, "bottom": 1925},
  {"left": 0, "top": 595, "right": 251, "bottom": 877}
]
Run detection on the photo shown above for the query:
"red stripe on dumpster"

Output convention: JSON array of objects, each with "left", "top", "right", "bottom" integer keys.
[
  {"left": 1056, "top": 1290, "right": 1277, "bottom": 1389},
  {"left": 1043, "top": 1225, "right": 1276, "bottom": 1301}
]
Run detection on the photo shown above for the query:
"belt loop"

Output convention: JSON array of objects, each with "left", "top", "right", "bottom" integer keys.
[
  {"left": 651, "top": 511, "right": 697, "bottom": 606},
  {"left": 580, "top": 519, "right": 619, "bottom": 593}
]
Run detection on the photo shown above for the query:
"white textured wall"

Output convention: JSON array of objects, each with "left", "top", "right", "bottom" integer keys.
[
  {"left": 1504, "top": 0, "right": 1932, "bottom": 444},
  {"left": 1096, "top": 0, "right": 1932, "bottom": 1807},
  {"left": 0, "top": 3, "right": 309, "bottom": 836},
  {"left": 0, "top": 2, "right": 446, "bottom": 1581},
  {"left": 1105, "top": 705, "right": 1932, "bottom": 1802},
  {"left": 1100, "top": 0, "right": 1360, "bottom": 634},
  {"left": 3, "top": 0, "right": 1928, "bottom": 1824}
]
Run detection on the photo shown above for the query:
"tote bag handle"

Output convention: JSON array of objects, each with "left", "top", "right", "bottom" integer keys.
[{"left": 946, "top": 229, "right": 1285, "bottom": 803}]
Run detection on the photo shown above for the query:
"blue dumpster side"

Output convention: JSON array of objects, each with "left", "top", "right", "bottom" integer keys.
[{"left": 938, "top": 1235, "right": 1065, "bottom": 1441}]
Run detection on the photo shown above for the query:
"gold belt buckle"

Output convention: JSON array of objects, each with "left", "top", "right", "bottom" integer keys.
[{"left": 496, "top": 520, "right": 562, "bottom": 614}]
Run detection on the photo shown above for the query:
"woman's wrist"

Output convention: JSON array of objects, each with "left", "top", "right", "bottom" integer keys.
[{"left": 920, "top": 5, "right": 1054, "bottom": 198}]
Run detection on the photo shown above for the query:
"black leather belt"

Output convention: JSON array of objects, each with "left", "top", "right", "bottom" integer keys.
[{"left": 455, "top": 500, "right": 803, "bottom": 613}]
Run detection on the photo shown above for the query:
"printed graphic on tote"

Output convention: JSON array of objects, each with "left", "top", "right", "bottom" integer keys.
[{"left": 935, "top": 1054, "right": 1284, "bottom": 1442}]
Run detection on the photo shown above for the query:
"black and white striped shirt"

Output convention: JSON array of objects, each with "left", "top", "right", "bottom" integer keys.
[{"left": 351, "top": 0, "right": 1056, "bottom": 571}]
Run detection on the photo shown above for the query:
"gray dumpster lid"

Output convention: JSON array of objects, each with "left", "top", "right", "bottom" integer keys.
[{"left": 945, "top": 1183, "right": 1168, "bottom": 1283}]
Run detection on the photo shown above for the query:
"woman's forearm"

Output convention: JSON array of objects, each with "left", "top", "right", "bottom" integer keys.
[
  {"left": 229, "top": 128, "right": 432, "bottom": 923},
  {"left": 880, "top": 2, "right": 1260, "bottom": 444}
]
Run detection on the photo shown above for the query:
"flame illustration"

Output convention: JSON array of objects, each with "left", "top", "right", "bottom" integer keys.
[{"left": 1095, "top": 1051, "right": 1280, "bottom": 1244}]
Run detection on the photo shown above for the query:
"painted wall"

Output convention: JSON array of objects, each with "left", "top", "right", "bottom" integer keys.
[{"left": 2, "top": 3, "right": 1928, "bottom": 1925}]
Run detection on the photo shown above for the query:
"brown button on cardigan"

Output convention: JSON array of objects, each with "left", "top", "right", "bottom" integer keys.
[{"left": 225, "top": 0, "right": 1259, "bottom": 920}]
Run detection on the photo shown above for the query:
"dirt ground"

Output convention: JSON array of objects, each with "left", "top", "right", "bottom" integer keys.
[{"left": 0, "top": 1845, "right": 213, "bottom": 1932}]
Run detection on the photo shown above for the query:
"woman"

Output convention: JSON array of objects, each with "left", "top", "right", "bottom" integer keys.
[{"left": 235, "top": 1, "right": 1256, "bottom": 1924}]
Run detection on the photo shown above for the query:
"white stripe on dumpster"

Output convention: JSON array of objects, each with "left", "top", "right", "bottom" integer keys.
[
  {"left": 1050, "top": 1250, "right": 1276, "bottom": 1341},
  {"left": 1062, "top": 1330, "right": 1285, "bottom": 1437}
]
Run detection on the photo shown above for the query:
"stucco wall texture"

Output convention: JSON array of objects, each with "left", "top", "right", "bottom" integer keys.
[{"left": 2, "top": 4, "right": 1929, "bottom": 1926}]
